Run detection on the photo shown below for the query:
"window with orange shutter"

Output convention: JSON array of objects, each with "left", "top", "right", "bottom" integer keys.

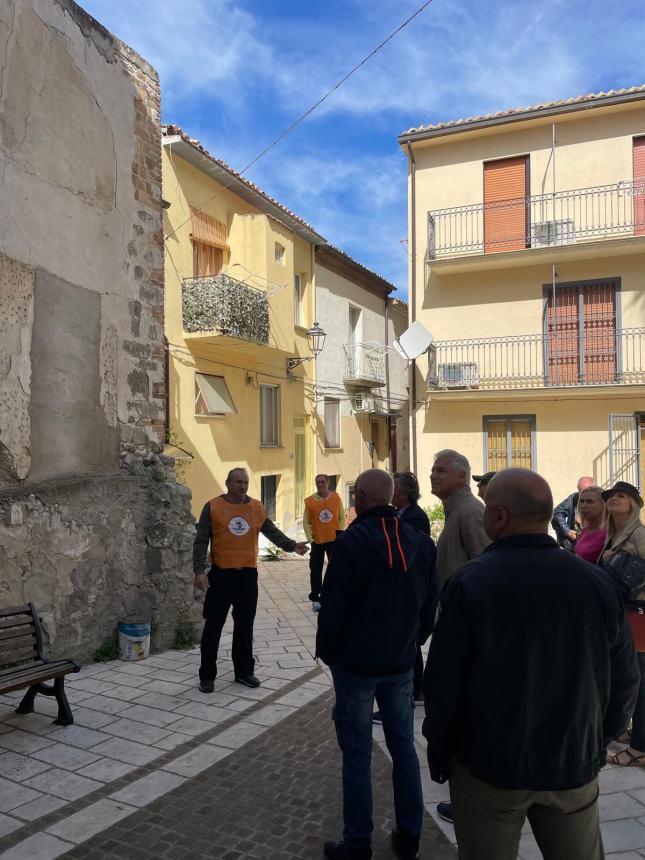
[{"left": 483, "top": 156, "right": 529, "bottom": 253}]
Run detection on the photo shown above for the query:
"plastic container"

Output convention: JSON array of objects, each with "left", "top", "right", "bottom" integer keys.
[{"left": 118, "top": 618, "right": 151, "bottom": 662}]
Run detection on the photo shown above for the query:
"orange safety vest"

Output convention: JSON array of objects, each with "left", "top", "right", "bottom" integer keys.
[
  {"left": 209, "top": 496, "right": 266, "bottom": 569},
  {"left": 305, "top": 492, "right": 342, "bottom": 544}
]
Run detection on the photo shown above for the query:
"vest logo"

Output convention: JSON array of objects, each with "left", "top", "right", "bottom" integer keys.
[
  {"left": 228, "top": 516, "right": 250, "bottom": 536},
  {"left": 319, "top": 509, "right": 333, "bottom": 523}
]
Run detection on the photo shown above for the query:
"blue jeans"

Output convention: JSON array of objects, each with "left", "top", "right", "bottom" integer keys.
[{"left": 331, "top": 666, "right": 424, "bottom": 850}]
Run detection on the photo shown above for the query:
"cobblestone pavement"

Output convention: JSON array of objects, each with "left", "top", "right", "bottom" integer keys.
[{"left": 0, "top": 558, "right": 644, "bottom": 858}]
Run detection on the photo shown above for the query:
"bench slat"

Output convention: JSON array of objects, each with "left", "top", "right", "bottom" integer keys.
[
  {"left": 0, "top": 616, "right": 35, "bottom": 632},
  {"left": 0, "top": 625, "right": 37, "bottom": 643},
  {"left": 0, "top": 660, "right": 77, "bottom": 688},
  {"left": 0, "top": 605, "right": 32, "bottom": 618},
  {"left": 0, "top": 646, "right": 39, "bottom": 671}
]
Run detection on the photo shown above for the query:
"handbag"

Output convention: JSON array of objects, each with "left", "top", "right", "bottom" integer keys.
[{"left": 605, "top": 547, "right": 645, "bottom": 605}]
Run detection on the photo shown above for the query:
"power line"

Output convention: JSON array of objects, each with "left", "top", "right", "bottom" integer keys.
[{"left": 163, "top": 0, "right": 434, "bottom": 244}]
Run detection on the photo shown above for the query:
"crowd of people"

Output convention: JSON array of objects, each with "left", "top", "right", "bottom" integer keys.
[{"left": 192, "top": 455, "right": 645, "bottom": 860}]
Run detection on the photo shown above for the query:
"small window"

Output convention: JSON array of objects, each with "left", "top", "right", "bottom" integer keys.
[
  {"left": 275, "top": 242, "right": 286, "bottom": 265},
  {"left": 294, "top": 274, "right": 305, "bottom": 326},
  {"left": 328, "top": 475, "right": 338, "bottom": 492},
  {"left": 195, "top": 373, "right": 236, "bottom": 415},
  {"left": 261, "top": 475, "right": 278, "bottom": 521},
  {"left": 193, "top": 241, "right": 223, "bottom": 277},
  {"left": 484, "top": 415, "right": 535, "bottom": 470},
  {"left": 324, "top": 398, "right": 341, "bottom": 449},
  {"left": 260, "top": 384, "right": 280, "bottom": 446},
  {"left": 346, "top": 483, "right": 356, "bottom": 508}
]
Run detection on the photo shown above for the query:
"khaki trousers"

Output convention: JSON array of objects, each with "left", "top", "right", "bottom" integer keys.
[{"left": 449, "top": 763, "right": 604, "bottom": 860}]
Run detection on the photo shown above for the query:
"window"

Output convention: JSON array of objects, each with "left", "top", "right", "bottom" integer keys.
[
  {"left": 274, "top": 242, "right": 286, "bottom": 265},
  {"left": 484, "top": 415, "right": 535, "bottom": 471},
  {"left": 294, "top": 274, "right": 305, "bottom": 326},
  {"left": 328, "top": 475, "right": 338, "bottom": 492},
  {"left": 193, "top": 242, "right": 223, "bottom": 277},
  {"left": 483, "top": 156, "right": 529, "bottom": 253},
  {"left": 545, "top": 280, "right": 618, "bottom": 385},
  {"left": 260, "top": 384, "right": 280, "bottom": 446},
  {"left": 346, "top": 483, "right": 356, "bottom": 509},
  {"left": 323, "top": 398, "right": 341, "bottom": 449},
  {"left": 189, "top": 206, "right": 227, "bottom": 276},
  {"left": 261, "top": 475, "right": 278, "bottom": 521},
  {"left": 194, "top": 373, "right": 236, "bottom": 416},
  {"left": 294, "top": 416, "right": 306, "bottom": 514}
]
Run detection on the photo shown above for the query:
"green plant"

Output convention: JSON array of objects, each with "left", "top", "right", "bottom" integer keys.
[
  {"left": 94, "top": 637, "right": 119, "bottom": 663},
  {"left": 260, "top": 544, "right": 284, "bottom": 562},
  {"left": 423, "top": 503, "right": 445, "bottom": 523},
  {"left": 174, "top": 620, "right": 199, "bottom": 650}
]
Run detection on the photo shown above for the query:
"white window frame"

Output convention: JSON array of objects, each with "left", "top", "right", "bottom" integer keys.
[
  {"left": 274, "top": 242, "right": 286, "bottom": 265},
  {"left": 294, "top": 273, "right": 305, "bottom": 327},
  {"left": 194, "top": 372, "right": 236, "bottom": 416},
  {"left": 260, "top": 384, "right": 280, "bottom": 447},
  {"left": 323, "top": 398, "right": 341, "bottom": 449}
]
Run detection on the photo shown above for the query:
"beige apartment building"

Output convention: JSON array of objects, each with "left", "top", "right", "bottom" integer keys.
[{"left": 400, "top": 86, "right": 645, "bottom": 503}]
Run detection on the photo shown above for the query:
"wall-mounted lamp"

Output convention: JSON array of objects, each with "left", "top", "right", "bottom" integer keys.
[{"left": 287, "top": 321, "right": 327, "bottom": 374}]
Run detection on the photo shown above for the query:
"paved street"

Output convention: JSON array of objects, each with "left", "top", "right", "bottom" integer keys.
[{"left": 0, "top": 558, "right": 643, "bottom": 858}]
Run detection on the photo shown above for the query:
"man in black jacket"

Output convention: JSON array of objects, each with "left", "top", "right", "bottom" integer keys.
[
  {"left": 318, "top": 469, "right": 439, "bottom": 860},
  {"left": 551, "top": 474, "right": 593, "bottom": 549},
  {"left": 423, "top": 468, "right": 639, "bottom": 860}
]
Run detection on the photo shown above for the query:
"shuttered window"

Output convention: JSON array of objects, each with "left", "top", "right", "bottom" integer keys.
[
  {"left": 546, "top": 281, "right": 617, "bottom": 385},
  {"left": 189, "top": 206, "right": 227, "bottom": 277},
  {"left": 260, "top": 385, "right": 280, "bottom": 446},
  {"left": 485, "top": 416, "right": 535, "bottom": 470},
  {"left": 324, "top": 398, "right": 341, "bottom": 449},
  {"left": 633, "top": 138, "right": 645, "bottom": 236},
  {"left": 483, "top": 156, "right": 528, "bottom": 253}
]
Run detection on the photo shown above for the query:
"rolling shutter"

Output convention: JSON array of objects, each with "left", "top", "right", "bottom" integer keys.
[
  {"left": 483, "top": 156, "right": 528, "bottom": 253},
  {"left": 633, "top": 138, "right": 645, "bottom": 236}
]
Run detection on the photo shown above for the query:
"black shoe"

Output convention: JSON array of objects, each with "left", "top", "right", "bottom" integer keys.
[
  {"left": 437, "top": 801, "right": 454, "bottom": 824},
  {"left": 199, "top": 680, "right": 214, "bottom": 694},
  {"left": 308, "top": 592, "right": 320, "bottom": 602},
  {"left": 235, "top": 674, "right": 261, "bottom": 688},
  {"left": 372, "top": 710, "right": 383, "bottom": 724},
  {"left": 391, "top": 829, "right": 420, "bottom": 860},
  {"left": 323, "top": 841, "right": 373, "bottom": 859}
]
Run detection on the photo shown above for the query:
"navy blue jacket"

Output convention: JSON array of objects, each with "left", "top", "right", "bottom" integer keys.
[
  {"left": 316, "top": 505, "right": 438, "bottom": 676},
  {"left": 424, "top": 533, "right": 639, "bottom": 791},
  {"left": 399, "top": 503, "right": 430, "bottom": 535}
]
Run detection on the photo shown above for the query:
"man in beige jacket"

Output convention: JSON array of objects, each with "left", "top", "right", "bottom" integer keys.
[{"left": 429, "top": 448, "right": 490, "bottom": 827}]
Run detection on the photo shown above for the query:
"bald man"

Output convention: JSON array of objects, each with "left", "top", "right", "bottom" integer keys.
[
  {"left": 551, "top": 475, "right": 594, "bottom": 550},
  {"left": 317, "top": 469, "right": 439, "bottom": 860},
  {"left": 423, "top": 469, "right": 638, "bottom": 860}
]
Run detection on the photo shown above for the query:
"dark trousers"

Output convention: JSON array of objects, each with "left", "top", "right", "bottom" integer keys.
[
  {"left": 309, "top": 540, "right": 334, "bottom": 599},
  {"left": 631, "top": 652, "right": 645, "bottom": 750},
  {"left": 413, "top": 644, "right": 424, "bottom": 700},
  {"left": 199, "top": 566, "right": 258, "bottom": 682}
]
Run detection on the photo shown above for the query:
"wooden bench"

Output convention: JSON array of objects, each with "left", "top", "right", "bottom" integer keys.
[{"left": 0, "top": 604, "right": 80, "bottom": 726}]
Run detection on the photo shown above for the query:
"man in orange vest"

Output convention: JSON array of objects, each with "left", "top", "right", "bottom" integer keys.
[
  {"left": 194, "top": 467, "right": 308, "bottom": 692},
  {"left": 304, "top": 474, "right": 345, "bottom": 610}
]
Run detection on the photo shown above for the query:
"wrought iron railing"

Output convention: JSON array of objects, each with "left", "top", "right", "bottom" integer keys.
[
  {"left": 427, "top": 179, "right": 645, "bottom": 260},
  {"left": 182, "top": 274, "right": 269, "bottom": 344},
  {"left": 343, "top": 342, "right": 386, "bottom": 386},
  {"left": 427, "top": 328, "right": 645, "bottom": 390}
]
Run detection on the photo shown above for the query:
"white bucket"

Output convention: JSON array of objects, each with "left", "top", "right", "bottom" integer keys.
[{"left": 118, "top": 619, "right": 151, "bottom": 662}]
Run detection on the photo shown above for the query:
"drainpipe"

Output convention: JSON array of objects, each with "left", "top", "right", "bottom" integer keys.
[
  {"left": 406, "top": 141, "right": 418, "bottom": 474},
  {"left": 163, "top": 334, "right": 170, "bottom": 444},
  {"left": 384, "top": 296, "right": 393, "bottom": 470}
]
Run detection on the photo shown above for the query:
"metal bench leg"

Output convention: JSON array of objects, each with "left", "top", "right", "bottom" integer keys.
[
  {"left": 15, "top": 685, "right": 38, "bottom": 715},
  {"left": 53, "top": 677, "right": 73, "bottom": 726}
]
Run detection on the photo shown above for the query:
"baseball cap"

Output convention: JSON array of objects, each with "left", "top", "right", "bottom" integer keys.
[{"left": 473, "top": 471, "right": 496, "bottom": 484}]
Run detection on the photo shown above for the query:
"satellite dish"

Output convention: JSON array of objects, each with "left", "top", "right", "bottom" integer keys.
[{"left": 393, "top": 321, "right": 433, "bottom": 360}]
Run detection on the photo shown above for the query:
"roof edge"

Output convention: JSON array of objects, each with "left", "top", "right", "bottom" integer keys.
[
  {"left": 398, "top": 88, "right": 645, "bottom": 146},
  {"left": 316, "top": 245, "right": 394, "bottom": 299}
]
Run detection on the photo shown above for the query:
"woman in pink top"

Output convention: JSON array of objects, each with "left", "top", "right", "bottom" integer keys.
[{"left": 574, "top": 486, "right": 607, "bottom": 564}]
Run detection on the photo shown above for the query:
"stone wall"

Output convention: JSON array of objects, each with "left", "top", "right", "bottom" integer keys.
[{"left": 0, "top": 0, "right": 197, "bottom": 659}]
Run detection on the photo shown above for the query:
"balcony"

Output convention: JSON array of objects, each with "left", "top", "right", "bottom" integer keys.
[
  {"left": 182, "top": 274, "right": 269, "bottom": 345},
  {"left": 427, "top": 328, "right": 645, "bottom": 392},
  {"left": 343, "top": 342, "right": 386, "bottom": 388},
  {"left": 427, "top": 179, "right": 645, "bottom": 264}
]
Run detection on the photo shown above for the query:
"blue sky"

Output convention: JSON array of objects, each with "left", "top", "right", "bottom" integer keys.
[{"left": 82, "top": 0, "right": 645, "bottom": 296}]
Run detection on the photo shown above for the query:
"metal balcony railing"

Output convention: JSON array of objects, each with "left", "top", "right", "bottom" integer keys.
[
  {"left": 182, "top": 274, "right": 269, "bottom": 344},
  {"left": 343, "top": 342, "right": 386, "bottom": 387},
  {"left": 427, "top": 179, "right": 645, "bottom": 260},
  {"left": 427, "top": 328, "right": 645, "bottom": 390}
]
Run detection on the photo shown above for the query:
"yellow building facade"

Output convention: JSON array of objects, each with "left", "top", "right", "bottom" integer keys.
[
  {"left": 162, "top": 126, "right": 324, "bottom": 536},
  {"left": 400, "top": 87, "right": 645, "bottom": 503}
]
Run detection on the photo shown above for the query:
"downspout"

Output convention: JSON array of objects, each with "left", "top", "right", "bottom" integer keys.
[
  {"left": 384, "top": 295, "right": 393, "bottom": 470},
  {"left": 163, "top": 334, "right": 170, "bottom": 443},
  {"left": 406, "top": 140, "right": 418, "bottom": 474}
]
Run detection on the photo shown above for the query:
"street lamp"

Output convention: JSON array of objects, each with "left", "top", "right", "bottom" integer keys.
[{"left": 287, "top": 321, "right": 327, "bottom": 374}]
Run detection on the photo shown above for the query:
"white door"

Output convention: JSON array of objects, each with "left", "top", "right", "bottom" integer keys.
[
  {"left": 349, "top": 307, "right": 361, "bottom": 376},
  {"left": 609, "top": 413, "right": 639, "bottom": 486}
]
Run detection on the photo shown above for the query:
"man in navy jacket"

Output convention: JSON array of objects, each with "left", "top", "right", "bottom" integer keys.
[
  {"left": 424, "top": 468, "right": 638, "bottom": 859},
  {"left": 317, "top": 469, "right": 439, "bottom": 860}
]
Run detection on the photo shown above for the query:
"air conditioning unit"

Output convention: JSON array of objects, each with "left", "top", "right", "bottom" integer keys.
[
  {"left": 438, "top": 362, "right": 479, "bottom": 389},
  {"left": 531, "top": 219, "right": 574, "bottom": 248}
]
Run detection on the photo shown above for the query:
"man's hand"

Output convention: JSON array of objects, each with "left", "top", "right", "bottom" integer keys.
[
  {"left": 567, "top": 529, "right": 577, "bottom": 542},
  {"left": 194, "top": 573, "right": 208, "bottom": 592},
  {"left": 294, "top": 542, "right": 309, "bottom": 556}
]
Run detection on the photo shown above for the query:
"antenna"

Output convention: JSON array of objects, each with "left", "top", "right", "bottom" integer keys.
[{"left": 392, "top": 321, "right": 433, "bottom": 360}]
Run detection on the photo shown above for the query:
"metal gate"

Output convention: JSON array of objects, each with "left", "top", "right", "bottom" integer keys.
[{"left": 608, "top": 413, "right": 640, "bottom": 487}]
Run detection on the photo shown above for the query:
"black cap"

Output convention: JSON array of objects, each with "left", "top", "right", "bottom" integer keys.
[
  {"left": 602, "top": 481, "right": 644, "bottom": 508},
  {"left": 473, "top": 471, "right": 496, "bottom": 484}
]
